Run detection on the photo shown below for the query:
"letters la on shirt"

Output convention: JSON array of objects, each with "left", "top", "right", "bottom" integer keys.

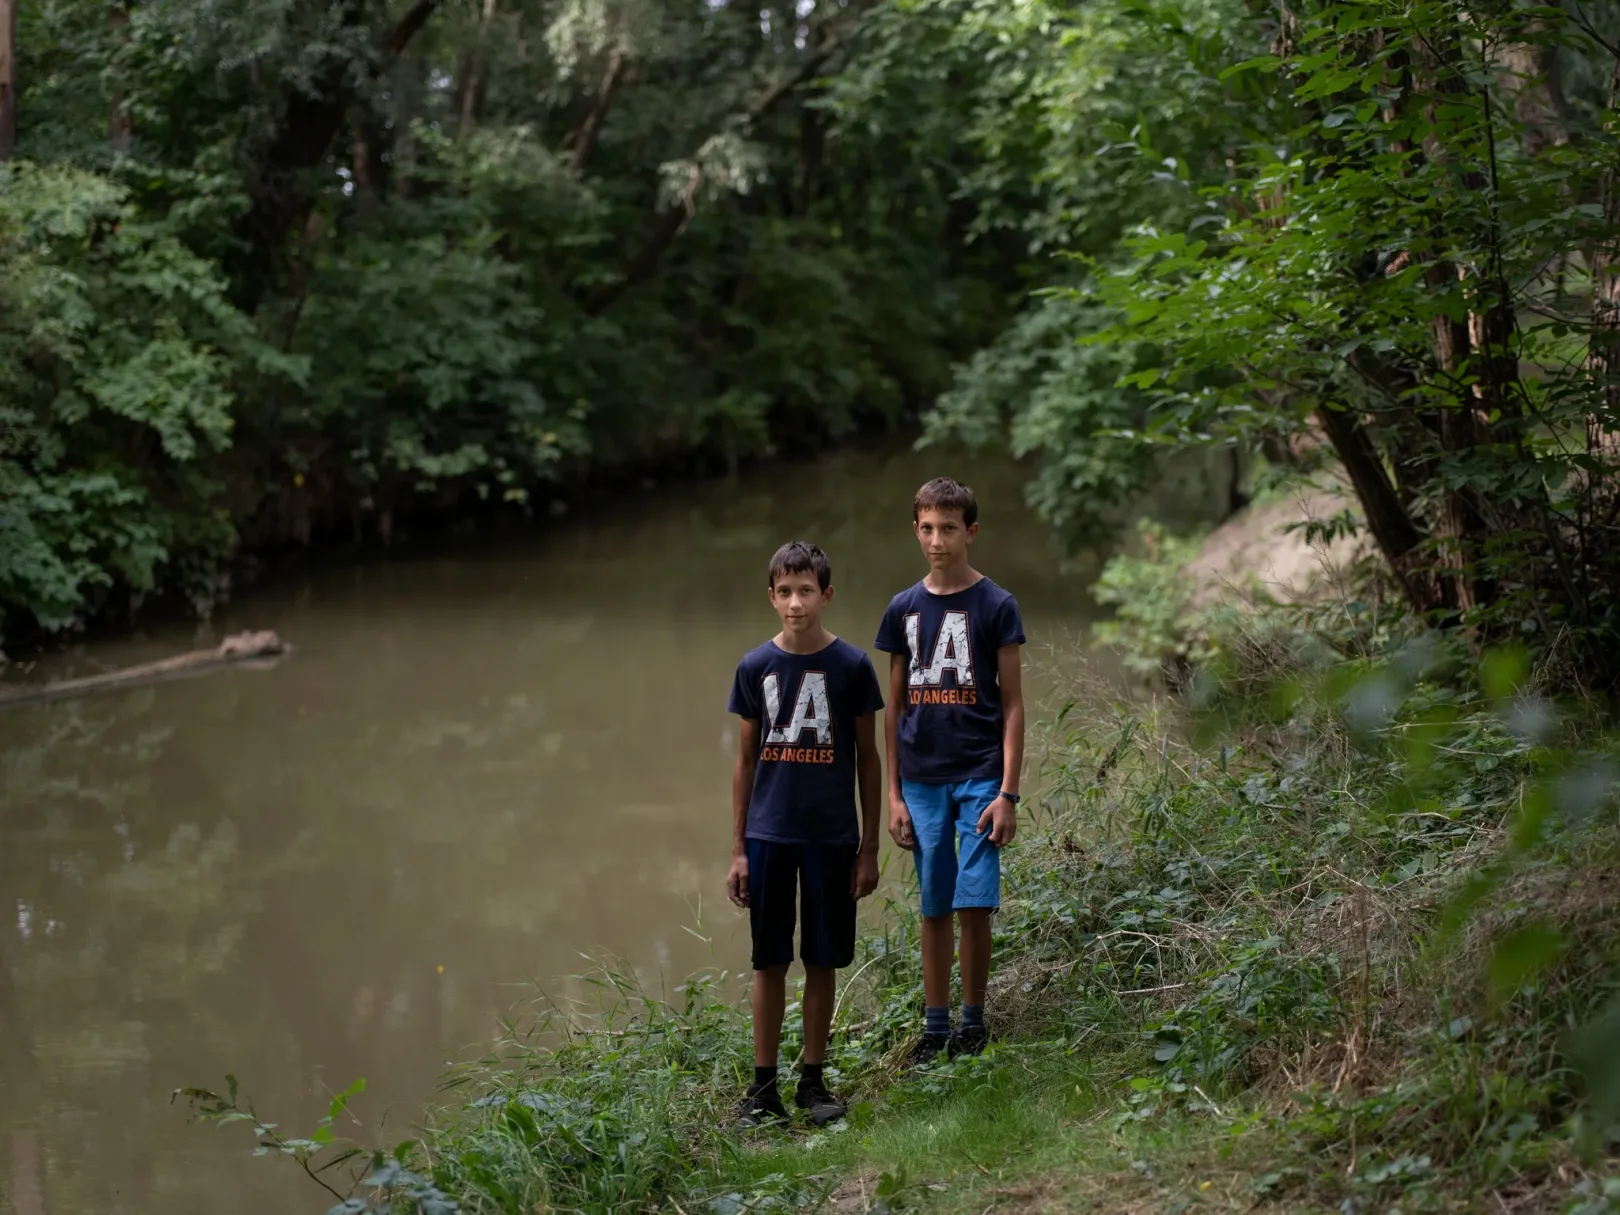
[
  {"left": 904, "top": 609, "right": 979, "bottom": 705},
  {"left": 728, "top": 637, "right": 885, "bottom": 845},
  {"left": 875, "top": 578, "right": 1026, "bottom": 785}
]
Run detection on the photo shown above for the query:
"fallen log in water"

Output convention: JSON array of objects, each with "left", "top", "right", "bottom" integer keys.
[{"left": 0, "top": 630, "right": 292, "bottom": 711}]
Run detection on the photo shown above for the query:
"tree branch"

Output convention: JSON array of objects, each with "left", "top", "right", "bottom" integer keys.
[
  {"left": 569, "top": 48, "right": 630, "bottom": 174},
  {"left": 384, "top": 0, "right": 443, "bottom": 62},
  {"left": 455, "top": 0, "right": 499, "bottom": 135},
  {"left": 1313, "top": 401, "right": 1436, "bottom": 614},
  {"left": 584, "top": 8, "right": 872, "bottom": 314}
]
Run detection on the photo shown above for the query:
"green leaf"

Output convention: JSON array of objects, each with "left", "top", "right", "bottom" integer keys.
[
  {"left": 1510, "top": 784, "right": 1554, "bottom": 853},
  {"left": 1486, "top": 924, "right": 1568, "bottom": 1009},
  {"left": 1570, "top": 994, "right": 1620, "bottom": 1138},
  {"left": 1480, "top": 646, "right": 1529, "bottom": 703},
  {"left": 1218, "top": 54, "right": 1281, "bottom": 81},
  {"left": 327, "top": 1077, "right": 367, "bottom": 1122}
]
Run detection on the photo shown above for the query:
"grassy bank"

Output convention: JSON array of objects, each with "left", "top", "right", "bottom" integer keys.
[{"left": 187, "top": 610, "right": 1620, "bottom": 1214}]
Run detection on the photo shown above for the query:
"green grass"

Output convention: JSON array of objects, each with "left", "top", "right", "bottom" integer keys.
[{"left": 705, "top": 1045, "right": 1111, "bottom": 1203}]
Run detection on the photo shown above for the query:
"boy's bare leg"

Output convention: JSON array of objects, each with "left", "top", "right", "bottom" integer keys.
[
  {"left": 801, "top": 964, "right": 835, "bottom": 1064},
  {"left": 957, "top": 908, "right": 992, "bottom": 1008},
  {"left": 921, "top": 914, "right": 955, "bottom": 1009},
  {"left": 753, "top": 965, "right": 789, "bottom": 1067}
]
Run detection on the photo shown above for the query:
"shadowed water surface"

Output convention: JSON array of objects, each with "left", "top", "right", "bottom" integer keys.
[{"left": 0, "top": 444, "right": 1164, "bottom": 1214}]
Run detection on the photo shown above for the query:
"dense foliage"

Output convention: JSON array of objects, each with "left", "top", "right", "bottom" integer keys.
[
  {"left": 12, "top": 0, "right": 1620, "bottom": 684},
  {"left": 0, "top": 0, "right": 1021, "bottom": 638},
  {"left": 906, "top": 0, "right": 1620, "bottom": 685}
]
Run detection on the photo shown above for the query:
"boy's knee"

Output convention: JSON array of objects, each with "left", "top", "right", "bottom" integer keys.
[
  {"left": 802, "top": 962, "right": 835, "bottom": 980},
  {"left": 921, "top": 912, "right": 953, "bottom": 926},
  {"left": 754, "top": 963, "right": 791, "bottom": 981}
]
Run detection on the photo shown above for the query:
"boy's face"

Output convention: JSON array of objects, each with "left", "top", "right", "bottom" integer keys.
[
  {"left": 769, "top": 570, "right": 833, "bottom": 634},
  {"left": 913, "top": 508, "right": 977, "bottom": 569}
]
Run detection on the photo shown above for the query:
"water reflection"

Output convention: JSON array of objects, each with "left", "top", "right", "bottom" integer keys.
[{"left": 0, "top": 443, "right": 1189, "bottom": 1213}]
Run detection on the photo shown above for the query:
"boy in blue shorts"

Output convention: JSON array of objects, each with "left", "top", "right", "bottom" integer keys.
[
  {"left": 727, "top": 541, "right": 885, "bottom": 1126},
  {"left": 875, "top": 477, "right": 1025, "bottom": 1062}
]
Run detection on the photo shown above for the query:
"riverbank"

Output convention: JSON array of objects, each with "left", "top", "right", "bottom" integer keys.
[
  {"left": 186, "top": 577, "right": 1620, "bottom": 1213},
  {"left": 6, "top": 442, "right": 1133, "bottom": 1215}
]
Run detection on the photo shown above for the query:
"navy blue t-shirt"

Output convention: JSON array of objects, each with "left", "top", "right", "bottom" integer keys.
[
  {"left": 728, "top": 637, "right": 886, "bottom": 846},
  {"left": 874, "top": 577, "right": 1026, "bottom": 785}
]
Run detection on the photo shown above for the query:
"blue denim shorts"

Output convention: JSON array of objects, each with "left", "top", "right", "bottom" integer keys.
[{"left": 902, "top": 778, "right": 1003, "bottom": 918}]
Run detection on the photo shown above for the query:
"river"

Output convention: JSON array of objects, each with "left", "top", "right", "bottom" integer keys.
[{"left": 0, "top": 443, "right": 1186, "bottom": 1214}]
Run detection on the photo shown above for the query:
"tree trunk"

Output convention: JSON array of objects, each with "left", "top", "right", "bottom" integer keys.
[
  {"left": 391, "top": 54, "right": 418, "bottom": 200},
  {"left": 351, "top": 121, "right": 372, "bottom": 202},
  {"left": 1411, "top": 12, "right": 1508, "bottom": 614},
  {"left": 798, "top": 104, "right": 824, "bottom": 212},
  {"left": 1224, "top": 445, "right": 1249, "bottom": 519},
  {"left": 568, "top": 46, "right": 627, "bottom": 174},
  {"left": 1313, "top": 402, "right": 1437, "bottom": 614},
  {"left": 1588, "top": 58, "right": 1620, "bottom": 459},
  {"left": 455, "top": 0, "right": 497, "bottom": 136},
  {"left": 0, "top": 0, "right": 17, "bottom": 161},
  {"left": 1495, "top": 36, "right": 1571, "bottom": 157},
  {"left": 108, "top": 4, "right": 133, "bottom": 148},
  {"left": 350, "top": 107, "right": 389, "bottom": 215},
  {"left": 231, "top": 0, "right": 443, "bottom": 311}
]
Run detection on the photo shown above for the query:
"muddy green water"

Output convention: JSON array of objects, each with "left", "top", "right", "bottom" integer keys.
[{"left": 0, "top": 444, "right": 1200, "bottom": 1214}]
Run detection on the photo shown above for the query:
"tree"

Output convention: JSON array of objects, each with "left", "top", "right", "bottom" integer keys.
[
  {"left": 896, "top": 0, "right": 1620, "bottom": 684},
  {"left": 1090, "top": 0, "right": 1620, "bottom": 677},
  {"left": 0, "top": 0, "right": 16, "bottom": 160}
]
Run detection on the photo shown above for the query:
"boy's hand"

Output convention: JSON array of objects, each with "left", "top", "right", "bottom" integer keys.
[
  {"left": 726, "top": 854, "right": 749, "bottom": 907},
  {"left": 976, "top": 797, "right": 1018, "bottom": 847},
  {"left": 888, "top": 798, "right": 916, "bottom": 851},
  {"left": 851, "top": 847, "right": 880, "bottom": 901}
]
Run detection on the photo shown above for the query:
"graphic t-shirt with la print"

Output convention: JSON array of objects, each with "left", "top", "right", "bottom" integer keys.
[
  {"left": 727, "top": 637, "right": 885, "bottom": 846},
  {"left": 874, "top": 577, "right": 1025, "bottom": 785}
]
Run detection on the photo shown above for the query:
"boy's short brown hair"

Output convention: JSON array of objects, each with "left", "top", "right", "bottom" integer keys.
[
  {"left": 768, "top": 540, "right": 832, "bottom": 591},
  {"left": 912, "top": 477, "right": 978, "bottom": 527}
]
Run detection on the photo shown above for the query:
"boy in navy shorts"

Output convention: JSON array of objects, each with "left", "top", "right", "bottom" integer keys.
[
  {"left": 875, "top": 477, "right": 1025, "bottom": 1062},
  {"left": 727, "top": 541, "right": 884, "bottom": 1126}
]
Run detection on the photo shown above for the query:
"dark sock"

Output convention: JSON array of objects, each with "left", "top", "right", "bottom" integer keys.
[
  {"left": 961, "top": 1003, "right": 985, "bottom": 1031},
  {"left": 925, "top": 1005, "right": 951, "bottom": 1037},
  {"left": 799, "top": 1062, "right": 825, "bottom": 1090},
  {"left": 749, "top": 1066, "right": 779, "bottom": 1096}
]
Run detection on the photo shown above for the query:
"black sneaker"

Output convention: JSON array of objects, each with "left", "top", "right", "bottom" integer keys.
[
  {"left": 794, "top": 1080, "right": 847, "bottom": 1127},
  {"left": 949, "top": 1024, "right": 989, "bottom": 1058},
  {"left": 906, "top": 1032, "right": 952, "bottom": 1068},
  {"left": 737, "top": 1086, "right": 789, "bottom": 1128}
]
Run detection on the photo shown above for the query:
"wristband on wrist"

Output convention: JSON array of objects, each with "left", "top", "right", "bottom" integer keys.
[{"left": 998, "top": 790, "right": 1021, "bottom": 804}]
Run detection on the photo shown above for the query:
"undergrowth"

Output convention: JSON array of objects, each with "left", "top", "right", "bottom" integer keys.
[{"left": 185, "top": 612, "right": 1620, "bottom": 1214}]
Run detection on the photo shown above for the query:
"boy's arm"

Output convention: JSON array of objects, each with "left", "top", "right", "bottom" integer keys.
[
  {"left": 977, "top": 643, "right": 1024, "bottom": 846},
  {"left": 852, "top": 711, "right": 882, "bottom": 899},
  {"left": 998, "top": 643, "right": 1025, "bottom": 799},
  {"left": 885, "top": 653, "right": 915, "bottom": 850},
  {"left": 727, "top": 719, "right": 760, "bottom": 907}
]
